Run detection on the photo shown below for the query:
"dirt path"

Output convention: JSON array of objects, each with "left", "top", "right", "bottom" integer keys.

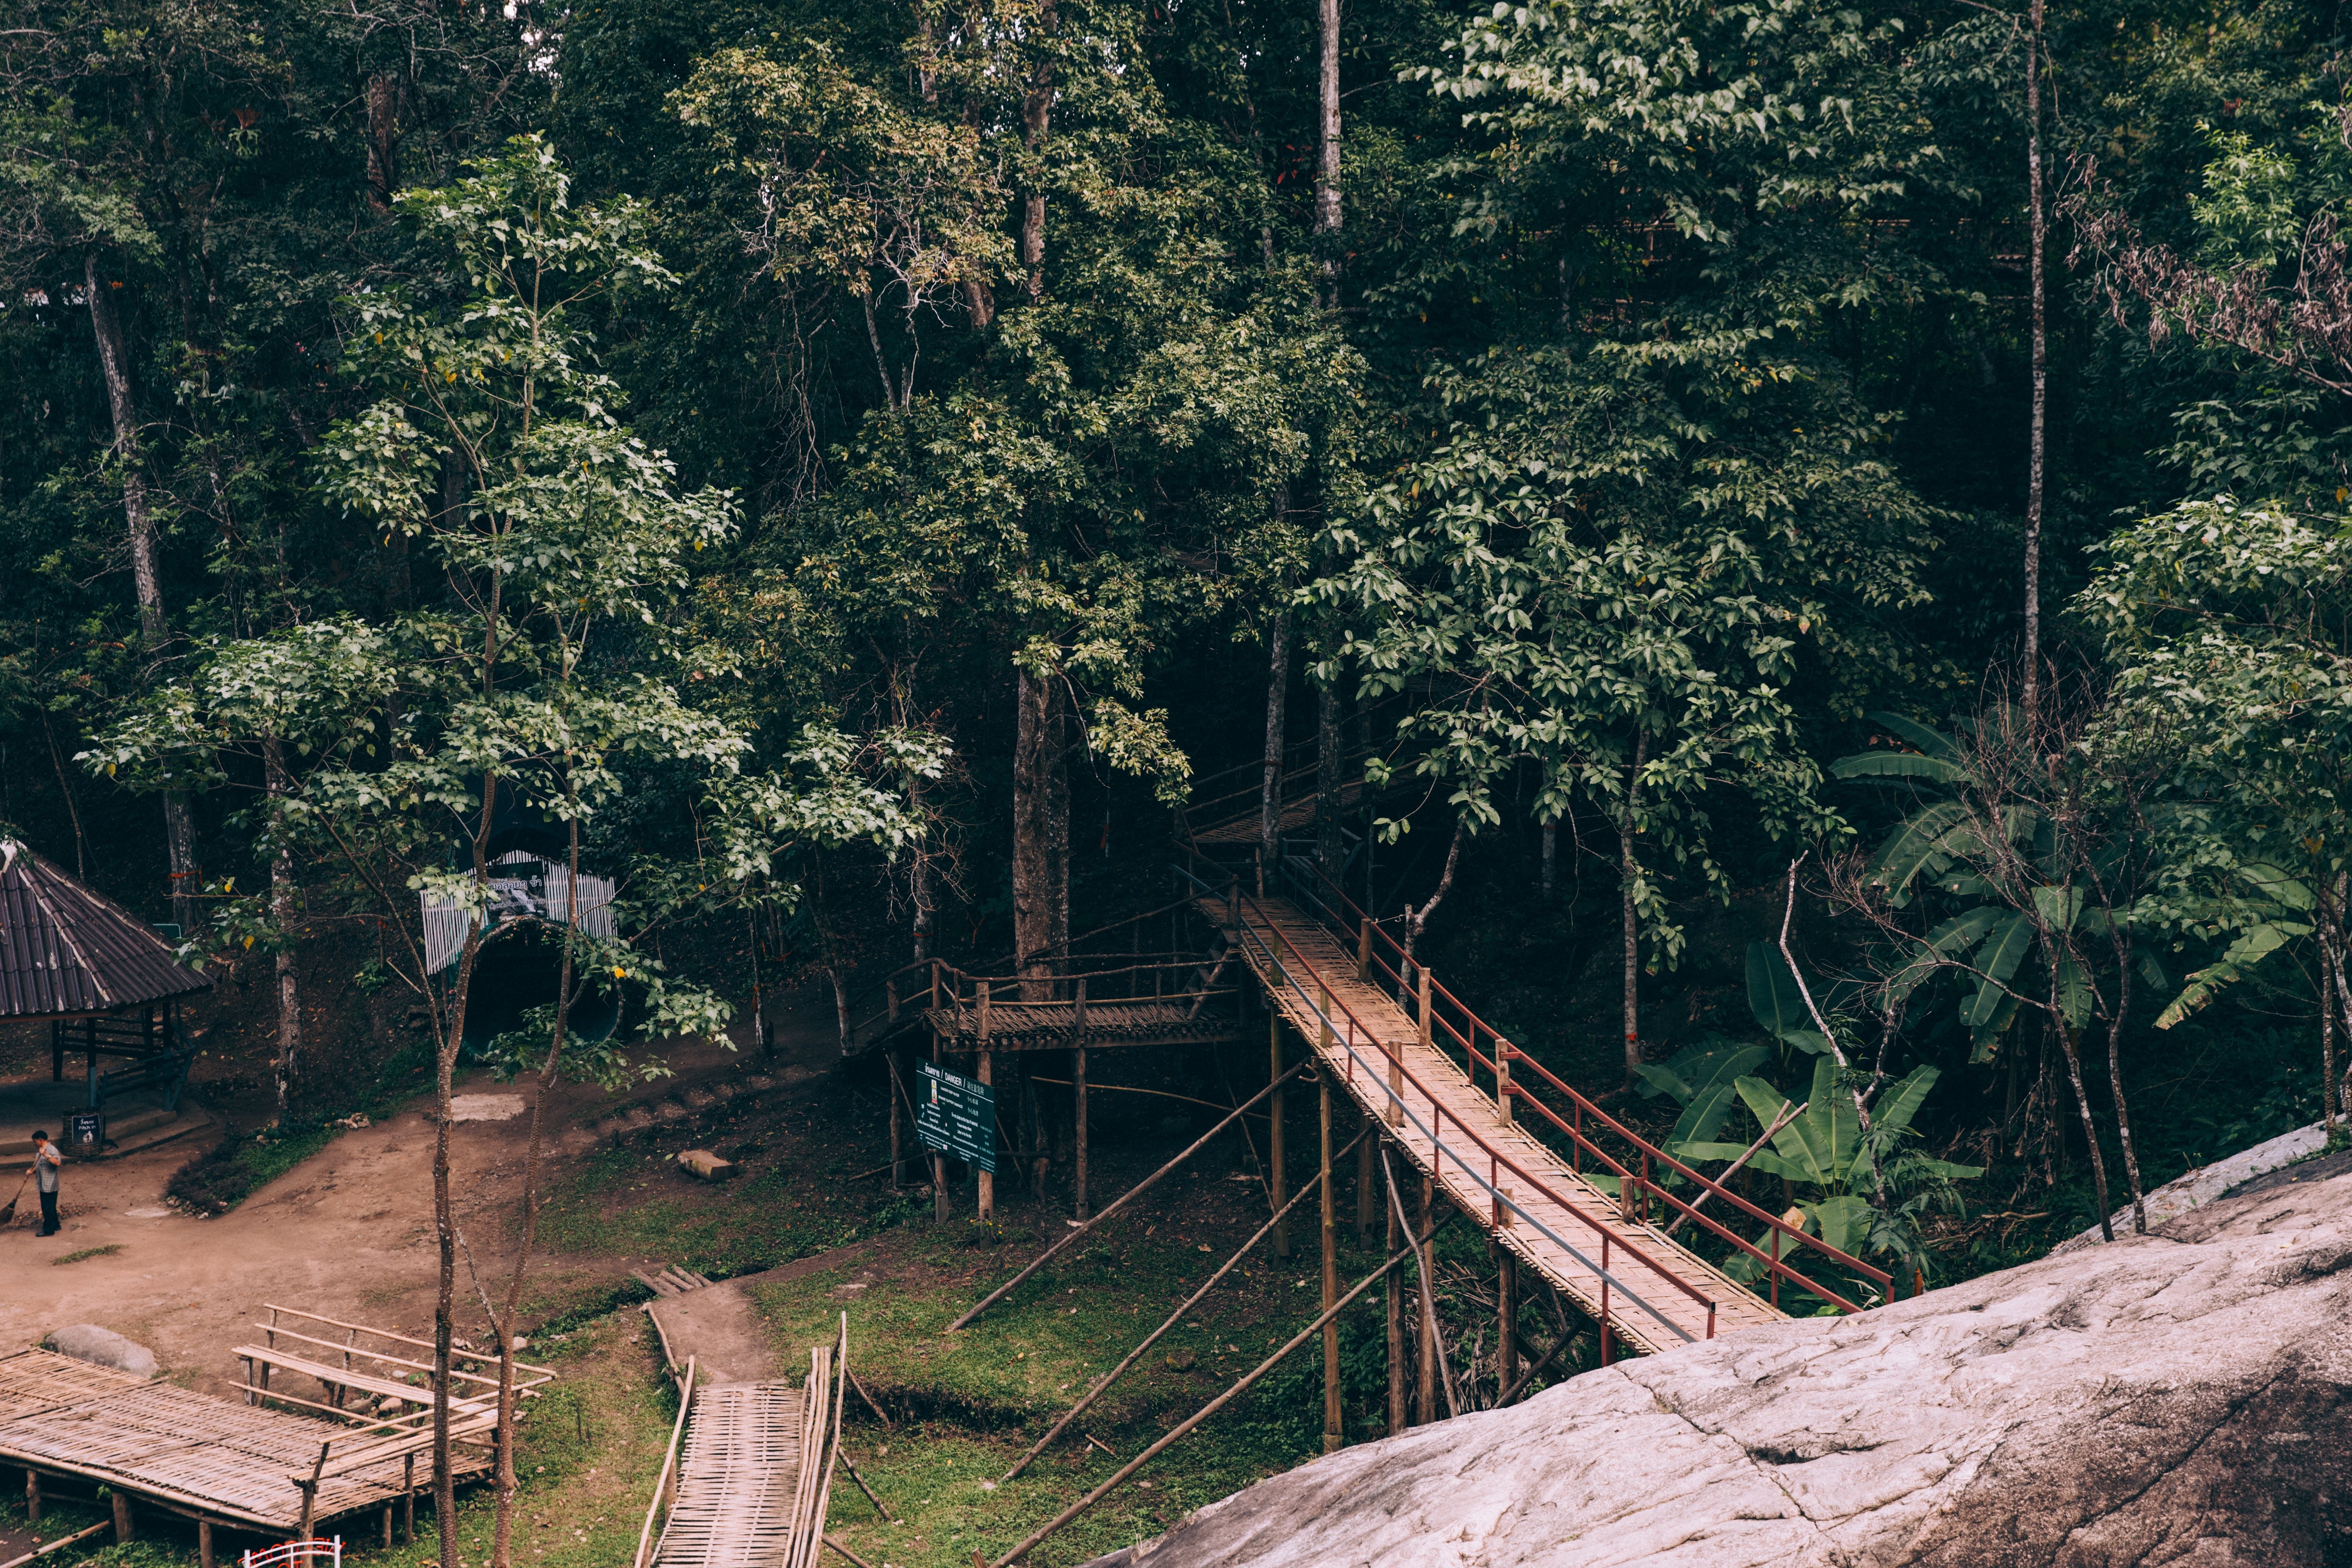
[
  {"left": 0, "top": 987, "right": 846, "bottom": 1401},
  {"left": 645, "top": 1240, "right": 882, "bottom": 1385}
]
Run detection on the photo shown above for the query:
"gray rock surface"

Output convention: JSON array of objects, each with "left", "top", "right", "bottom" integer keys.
[
  {"left": 49, "top": 1323, "right": 159, "bottom": 1379},
  {"left": 1088, "top": 1169, "right": 2352, "bottom": 1567}
]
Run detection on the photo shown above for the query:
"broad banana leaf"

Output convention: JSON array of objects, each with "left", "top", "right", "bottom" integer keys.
[
  {"left": 1861, "top": 711, "right": 1964, "bottom": 764},
  {"left": 1664, "top": 1047, "right": 1772, "bottom": 1152},
  {"left": 1887, "top": 907, "right": 2003, "bottom": 1004},
  {"left": 2237, "top": 862, "right": 2315, "bottom": 911},
  {"left": 2055, "top": 949, "right": 2093, "bottom": 1029},
  {"left": 1963, "top": 912, "right": 2035, "bottom": 1028},
  {"left": 2031, "top": 883, "right": 2082, "bottom": 933},
  {"left": 2153, "top": 920, "right": 2311, "bottom": 1029},
  {"left": 1737, "top": 1060, "right": 1858, "bottom": 1189},
  {"left": 1806, "top": 1195, "right": 1877, "bottom": 1258},
  {"left": 1829, "top": 750, "right": 1967, "bottom": 784},
  {"left": 1871, "top": 1064, "right": 1940, "bottom": 1137},
  {"left": 1859, "top": 800, "right": 1970, "bottom": 903},
  {"left": 1630, "top": 1063, "right": 1695, "bottom": 1103},
  {"left": 1747, "top": 942, "right": 1814, "bottom": 1042},
  {"left": 1967, "top": 990, "right": 2022, "bottom": 1063}
]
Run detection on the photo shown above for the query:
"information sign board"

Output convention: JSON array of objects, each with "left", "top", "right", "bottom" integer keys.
[{"left": 915, "top": 1060, "right": 995, "bottom": 1173}]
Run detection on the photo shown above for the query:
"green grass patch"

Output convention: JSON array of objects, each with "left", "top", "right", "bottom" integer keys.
[
  {"left": 51, "top": 1244, "right": 121, "bottom": 1265},
  {"left": 165, "top": 1122, "right": 340, "bottom": 1213}
]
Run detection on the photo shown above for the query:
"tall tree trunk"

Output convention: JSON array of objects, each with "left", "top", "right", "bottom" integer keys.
[
  {"left": 1260, "top": 606, "right": 1290, "bottom": 892},
  {"left": 1400, "top": 825, "right": 1464, "bottom": 969},
  {"left": 1018, "top": 0, "right": 1059, "bottom": 302},
  {"left": 86, "top": 253, "right": 197, "bottom": 937},
  {"left": 490, "top": 803, "right": 582, "bottom": 1568},
  {"left": 2058, "top": 1016, "right": 2114, "bottom": 1240},
  {"left": 1540, "top": 818, "right": 1555, "bottom": 900},
  {"left": 1315, "top": 679, "right": 1343, "bottom": 878},
  {"left": 2022, "top": 0, "right": 2046, "bottom": 724},
  {"left": 366, "top": 73, "right": 399, "bottom": 212},
  {"left": 2106, "top": 941, "right": 2146, "bottom": 1233},
  {"left": 911, "top": 771, "right": 936, "bottom": 963},
  {"left": 1314, "top": 0, "right": 1342, "bottom": 307},
  {"left": 1014, "top": 666, "right": 1068, "bottom": 1000},
  {"left": 264, "top": 738, "right": 301, "bottom": 1123},
  {"left": 1618, "top": 731, "right": 1649, "bottom": 1088}
]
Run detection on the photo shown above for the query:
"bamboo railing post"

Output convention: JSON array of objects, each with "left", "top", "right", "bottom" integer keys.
[
  {"left": 1320, "top": 1075, "right": 1341, "bottom": 1454},
  {"left": 1356, "top": 918, "right": 1372, "bottom": 983},
  {"left": 1496, "top": 1039, "right": 1513, "bottom": 1123}
]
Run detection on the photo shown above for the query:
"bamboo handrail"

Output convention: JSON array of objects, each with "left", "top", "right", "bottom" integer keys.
[
  {"left": 633, "top": 1357, "right": 695, "bottom": 1568},
  {"left": 260, "top": 1304, "right": 558, "bottom": 1377}
]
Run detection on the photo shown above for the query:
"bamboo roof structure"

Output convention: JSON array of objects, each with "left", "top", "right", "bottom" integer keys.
[{"left": 0, "top": 839, "right": 210, "bottom": 1019}]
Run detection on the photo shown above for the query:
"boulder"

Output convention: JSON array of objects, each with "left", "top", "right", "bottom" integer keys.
[
  {"left": 678, "top": 1149, "right": 737, "bottom": 1181},
  {"left": 1087, "top": 1165, "right": 2352, "bottom": 1567},
  {"left": 49, "top": 1324, "right": 159, "bottom": 1379}
]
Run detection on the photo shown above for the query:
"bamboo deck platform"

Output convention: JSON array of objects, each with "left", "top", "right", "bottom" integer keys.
[
  {"left": 650, "top": 1385, "right": 807, "bottom": 1568},
  {"left": 1188, "top": 779, "right": 1371, "bottom": 846},
  {"left": 0, "top": 1346, "right": 487, "bottom": 1533},
  {"left": 1202, "top": 897, "right": 1788, "bottom": 1354},
  {"left": 922, "top": 997, "right": 1245, "bottom": 1052}
]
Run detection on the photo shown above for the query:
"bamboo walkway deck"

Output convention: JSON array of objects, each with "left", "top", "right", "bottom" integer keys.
[
  {"left": 922, "top": 996, "right": 1246, "bottom": 1052},
  {"left": 650, "top": 1384, "right": 807, "bottom": 1568},
  {"left": 1202, "top": 897, "right": 1787, "bottom": 1354},
  {"left": 0, "top": 1346, "right": 482, "bottom": 1532}
]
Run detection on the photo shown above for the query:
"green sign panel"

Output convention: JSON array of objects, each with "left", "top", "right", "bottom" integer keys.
[{"left": 916, "top": 1060, "right": 996, "bottom": 1173}]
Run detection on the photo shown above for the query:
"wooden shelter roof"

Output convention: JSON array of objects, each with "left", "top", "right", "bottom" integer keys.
[{"left": 0, "top": 840, "right": 210, "bottom": 1018}]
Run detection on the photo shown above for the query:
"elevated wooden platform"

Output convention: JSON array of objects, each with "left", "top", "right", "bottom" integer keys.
[
  {"left": 0, "top": 1346, "right": 486, "bottom": 1535},
  {"left": 922, "top": 996, "right": 1245, "bottom": 1052},
  {"left": 1199, "top": 894, "right": 1788, "bottom": 1354}
]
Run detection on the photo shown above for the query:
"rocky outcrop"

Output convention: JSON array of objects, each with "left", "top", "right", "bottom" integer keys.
[
  {"left": 1089, "top": 1166, "right": 2352, "bottom": 1567},
  {"left": 49, "top": 1324, "right": 159, "bottom": 1378}
]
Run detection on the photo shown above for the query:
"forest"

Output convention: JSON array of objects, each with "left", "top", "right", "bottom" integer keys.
[{"left": 5, "top": 0, "right": 2352, "bottom": 1392}]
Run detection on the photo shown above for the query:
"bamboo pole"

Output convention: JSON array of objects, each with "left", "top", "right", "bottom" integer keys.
[
  {"left": 989, "top": 1216, "right": 1456, "bottom": 1568},
  {"left": 977, "top": 1046, "right": 995, "bottom": 1224},
  {"left": 1002, "top": 1127, "right": 1369, "bottom": 1482},
  {"left": 1383, "top": 1147, "right": 1460, "bottom": 1422},
  {"left": 1496, "top": 1251, "right": 1518, "bottom": 1404},
  {"left": 949, "top": 1059, "right": 1310, "bottom": 1330},
  {"left": 1073, "top": 1046, "right": 1090, "bottom": 1222},
  {"left": 1385, "top": 1143, "right": 1406, "bottom": 1437},
  {"left": 632, "top": 1357, "right": 694, "bottom": 1568}
]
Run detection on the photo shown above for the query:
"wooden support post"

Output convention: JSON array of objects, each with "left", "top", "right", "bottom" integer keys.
[
  {"left": 404, "top": 1453, "right": 415, "bottom": 1543},
  {"left": 1356, "top": 918, "right": 1372, "bottom": 983},
  {"left": 887, "top": 1055, "right": 904, "bottom": 1189},
  {"left": 1497, "top": 1252, "right": 1519, "bottom": 1404},
  {"left": 26, "top": 1465, "right": 38, "bottom": 1522},
  {"left": 1320, "top": 1075, "right": 1341, "bottom": 1454},
  {"left": 112, "top": 1488, "right": 134, "bottom": 1542},
  {"left": 1073, "top": 1046, "right": 1089, "bottom": 1222},
  {"left": 1496, "top": 1039, "right": 1513, "bottom": 1123},
  {"left": 1415, "top": 1173, "right": 1437, "bottom": 1426},
  {"left": 1270, "top": 1011, "right": 1289, "bottom": 1259},
  {"left": 932, "top": 1025, "right": 950, "bottom": 1224},
  {"left": 1385, "top": 1147, "right": 1407, "bottom": 1437},
  {"left": 977, "top": 1047, "right": 995, "bottom": 1224},
  {"left": 1355, "top": 1123, "right": 1375, "bottom": 1242},
  {"left": 199, "top": 1519, "right": 214, "bottom": 1568}
]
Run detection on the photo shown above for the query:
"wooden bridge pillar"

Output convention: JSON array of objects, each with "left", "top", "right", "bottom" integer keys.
[
  {"left": 1073, "top": 1046, "right": 1090, "bottom": 1222},
  {"left": 1497, "top": 1251, "right": 1519, "bottom": 1403},
  {"left": 978, "top": 1048, "right": 995, "bottom": 1224},
  {"left": 1355, "top": 1118, "right": 1376, "bottom": 1242},
  {"left": 1270, "top": 1011, "right": 1289, "bottom": 1259},
  {"left": 1415, "top": 1173, "right": 1437, "bottom": 1426},
  {"left": 1385, "top": 1146, "right": 1407, "bottom": 1437},
  {"left": 1320, "top": 1075, "right": 1341, "bottom": 1454}
]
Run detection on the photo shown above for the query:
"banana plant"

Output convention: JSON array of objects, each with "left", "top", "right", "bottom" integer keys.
[
  {"left": 1632, "top": 1039, "right": 1775, "bottom": 1177},
  {"left": 1678, "top": 1058, "right": 1981, "bottom": 1273}
]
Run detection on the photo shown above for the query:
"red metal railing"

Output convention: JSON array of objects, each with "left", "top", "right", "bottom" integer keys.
[
  {"left": 1180, "top": 866, "right": 1732, "bottom": 1346},
  {"left": 1220, "top": 857, "right": 1894, "bottom": 1319}
]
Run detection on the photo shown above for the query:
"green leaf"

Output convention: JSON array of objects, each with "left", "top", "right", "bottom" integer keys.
[
  {"left": 2153, "top": 920, "right": 2310, "bottom": 1028},
  {"left": 1963, "top": 912, "right": 2034, "bottom": 1028},
  {"left": 1747, "top": 943, "right": 1813, "bottom": 1042},
  {"left": 1870, "top": 1065, "right": 1939, "bottom": 1137},
  {"left": 1806, "top": 1194, "right": 1877, "bottom": 1256},
  {"left": 1829, "top": 750, "right": 1967, "bottom": 784},
  {"left": 1859, "top": 800, "right": 1970, "bottom": 902},
  {"left": 1862, "top": 711, "right": 1964, "bottom": 764},
  {"left": 2030, "top": 884, "right": 2083, "bottom": 933},
  {"left": 1631, "top": 1063, "right": 1694, "bottom": 1103}
]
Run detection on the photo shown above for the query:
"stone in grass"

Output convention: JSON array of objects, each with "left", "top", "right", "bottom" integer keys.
[
  {"left": 49, "top": 1324, "right": 159, "bottom": 1378},
  {"left": 677, "top": 1149, "right": 738, "bottom": 1181}
]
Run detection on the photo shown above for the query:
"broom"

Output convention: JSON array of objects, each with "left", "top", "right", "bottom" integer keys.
[{"left": 0, "top": 1169, "right": 28, "bottom": 1227}]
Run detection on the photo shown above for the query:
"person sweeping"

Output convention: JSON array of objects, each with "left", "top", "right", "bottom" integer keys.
[{"left": 27, "top": 1132, "right": 62, "bottom": 1237}]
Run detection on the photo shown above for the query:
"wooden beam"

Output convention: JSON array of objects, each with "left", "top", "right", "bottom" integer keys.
[
  {"left": 1320, "top": 1076, "right": 1341, "bottom": 1454},
  {"left": 1270, "top": 1010, "right": 1288, "bottom": 1259}
]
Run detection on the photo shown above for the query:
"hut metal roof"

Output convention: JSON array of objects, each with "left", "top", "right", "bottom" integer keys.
[{"left": 0, "top": 840, "right": 212, "bottom": 1018}]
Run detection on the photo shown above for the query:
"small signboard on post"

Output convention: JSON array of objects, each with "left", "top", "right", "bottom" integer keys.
[
  {"left": 67, "top": 1111, "right": 103, "bottom": 1153},
  {"left": 915, "top": 1060, "right": 994, "bottom": 1173}
]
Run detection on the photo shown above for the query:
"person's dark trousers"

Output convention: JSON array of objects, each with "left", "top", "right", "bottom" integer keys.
[{"left": 37, "top": 1190, "right": 58, "bottom": 1236}]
